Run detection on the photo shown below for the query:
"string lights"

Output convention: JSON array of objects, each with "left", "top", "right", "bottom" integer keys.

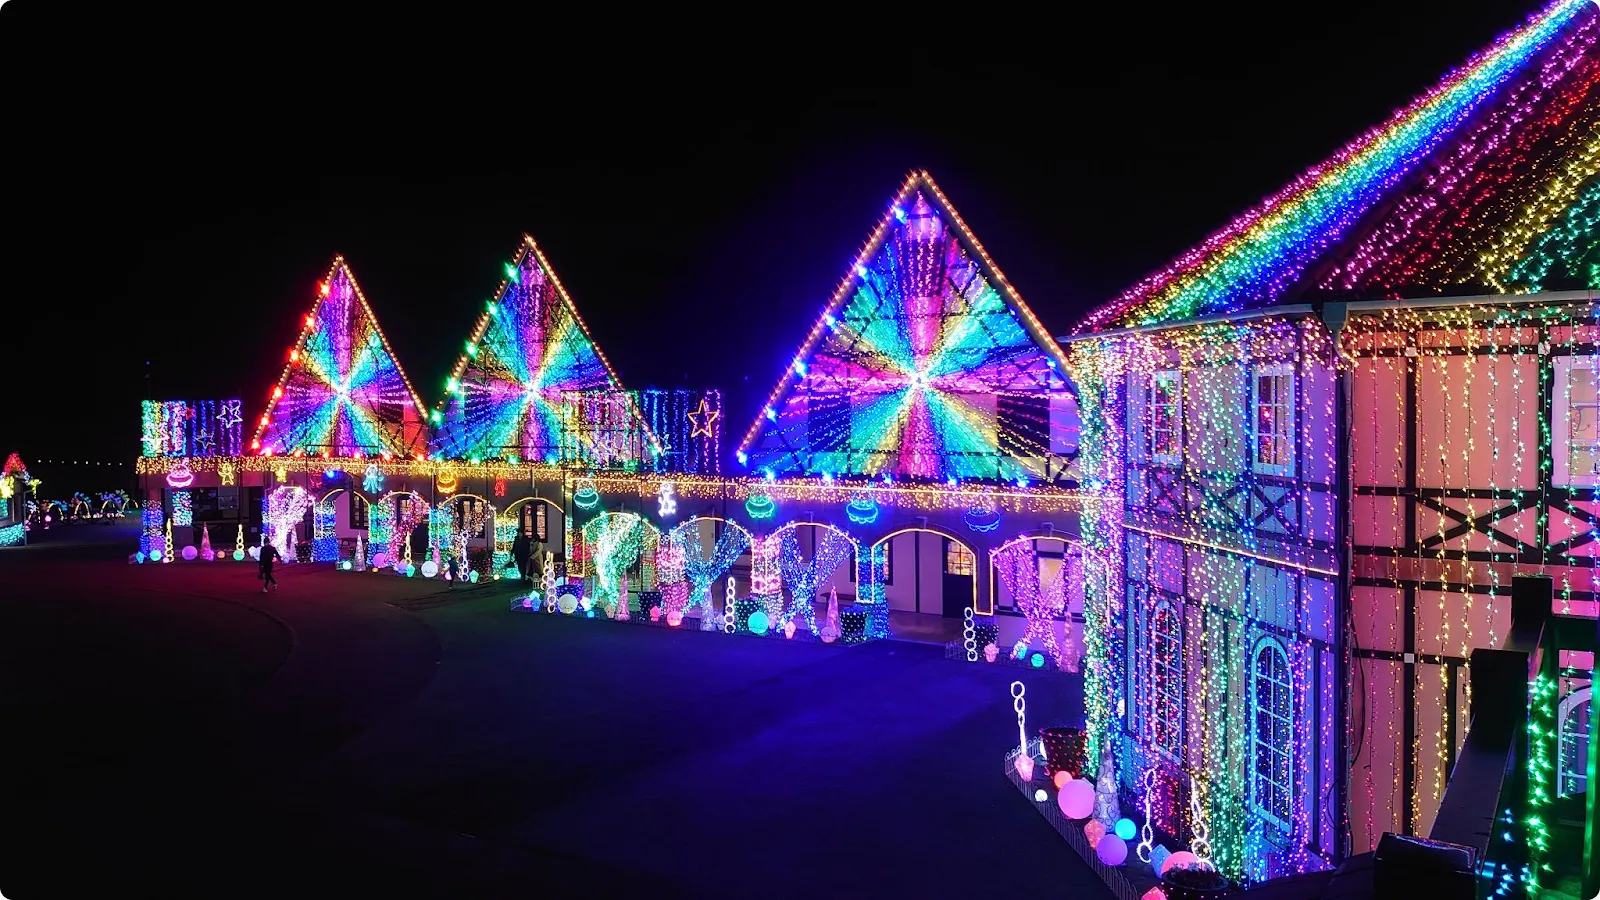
[
  {"left": 737, "top": 171, "right": 1076, "bottom": 485},
  {"left": 251, "top": 257, "right": 429, "bottom": 458}
]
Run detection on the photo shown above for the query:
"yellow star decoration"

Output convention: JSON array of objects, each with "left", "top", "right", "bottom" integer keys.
[{"left": 688, "top": 398, "right": 719, "bottom": 440}]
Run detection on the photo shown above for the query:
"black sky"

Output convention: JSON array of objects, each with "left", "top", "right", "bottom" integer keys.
[{"left": 0, "top": 0, "right": 1541, "bottom": 472}]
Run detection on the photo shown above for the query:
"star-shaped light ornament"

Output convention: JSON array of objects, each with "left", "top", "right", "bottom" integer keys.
[
  {"left": 688, "top": 398, "right": 718, "bottom": 440},
  {"left": 217, "top": 402, "right": 243, "bottom": 430}
]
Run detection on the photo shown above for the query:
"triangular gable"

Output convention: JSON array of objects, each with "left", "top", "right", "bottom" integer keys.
[
  {"left": 251, "top": 257, "right": 428, "bottom": 458},
  {"left": 2, "top": 453, "right": 27, "bottom": 477},
  {"left": 431, "top": 235, "right": 658, "bottom": 464},
  {"left": 737, "top": 170, "right": 1076, "bottom": 484},
  {"left": 1077, "top": 0, "right": 1596, "bottom": 332}
]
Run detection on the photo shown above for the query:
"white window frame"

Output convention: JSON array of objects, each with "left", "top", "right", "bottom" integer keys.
[
  {"left": 1249, "top": 637, "right": 1294, "bottom": 832},
  {"left": 1251, "top": 364, "right": 1296, "bottom": 477},
  {"left": 1553, "top": 356, "right": 1600, "bottom": 488},
  {"left": 1149, "top": 600, "right": 1184, "bottom": 762},
  {"left": 1148, "top": 370, "right": 1183, "bottom": 466}
]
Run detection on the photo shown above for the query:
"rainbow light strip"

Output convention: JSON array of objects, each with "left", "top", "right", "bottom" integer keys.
[
  {"left": 252, "top": 257, "right": 429, "bottom": 458},
  {"left": 1079, "top": 0, "right": 1594, "bottom": 332},
  {"left": 431, "top": 235, "right": 659, "bottom": 463},
  {"left": 737, "top": 170, "right": 1072, "bottom": 482}
]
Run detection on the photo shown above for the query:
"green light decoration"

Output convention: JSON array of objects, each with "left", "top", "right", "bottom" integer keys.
[
  {"left": 1525, "top": 671, "right": 1557, "bottom": 896},
  {"left": 573, "top": 477, "right": 600, "bottom": 511},
  {"left": 1503, "top": 173, "right": 1600, "bottom": 293},
  {"left": 744, "top": 493, "right": 775, "bottom": 519},
  {"left": 582, "top": 512, "right": 656, "bottom": 615}
]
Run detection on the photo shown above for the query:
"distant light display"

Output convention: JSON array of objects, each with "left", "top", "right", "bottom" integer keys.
[
  {"left": 252, "top": 257, "right": 428, "bottom": 457},
  {"left": 739, "top": 172, "right": 1077, "bottom": 484}
]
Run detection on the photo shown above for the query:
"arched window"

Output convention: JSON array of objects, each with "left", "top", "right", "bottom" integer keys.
[
  {"left": 1150, "top": 602, "right": 1184, "bottom": 759},
  {"left": 1250, "top": 639, "right": 1294, "bottom": 829},
  {"left": 1559, "top": 686, "right": 1592, "bottom": 797}
]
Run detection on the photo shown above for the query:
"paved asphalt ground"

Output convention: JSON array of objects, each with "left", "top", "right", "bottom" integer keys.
[{"left": 0, "top": 524, "right": 1095, "bottom": 899}]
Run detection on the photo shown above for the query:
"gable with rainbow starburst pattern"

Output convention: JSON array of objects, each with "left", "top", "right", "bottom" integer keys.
[
  {"left": 252, "top": 257, "right": 428, "bottom": 458},
  {"left": 431, "top": 235, "right": 646, "bottom": 465},
  {"left": 738, "top": 171, "right": 1079, "bottom": 485}
]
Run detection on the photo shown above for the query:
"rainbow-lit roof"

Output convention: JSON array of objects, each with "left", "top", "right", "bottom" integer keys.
[
  {"left": 1079, "top": 0, "right": 1600, "bottom": 333},
  {"left": 738, "top": 171, "right": 1077, "bottom": 484},
  {"left": 252, "top": 257, "right": 430, "bottom": 458},
  {"left": 430, "top": 235, "right": 655, "bottom": 464}
]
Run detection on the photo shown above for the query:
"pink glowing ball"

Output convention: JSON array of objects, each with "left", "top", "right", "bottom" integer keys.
[
  {"left": 1053, "top": 770, "right": 1072, "bottom": 790},
  {"left": 1014, "top": 754, "right": 1035, "bottom": 781},
  {"left": 1097, "top": 834, "right": 1128, "bottom": 866},
  {"left": 666, "top": 610, "right": 683, "bottom": 627},
  {"left": 1162, "top": 851, "right": 1200, "bottom": 875},
  {"left": 1058, "top": 778, "right": 1096, "bottom": 819},
  {"left": 1084, "top": 819, "right": 1107, "bottom": 847}
]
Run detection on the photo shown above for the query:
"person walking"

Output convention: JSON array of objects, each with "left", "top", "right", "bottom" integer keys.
[
  {"left": 259, "top": 542, "right": 280, "bottom": 592},
  {"left": 512, "top": 529, "right": 532, "bottom": 585}
]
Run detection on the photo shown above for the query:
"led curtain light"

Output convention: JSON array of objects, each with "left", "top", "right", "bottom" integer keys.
[
  {"left": 432, "top": 235, "right": 654, "bottom": 465},
  {"left": 1078, "top": 0, "right": 1597, "bottom": 332},
  {"left": 253, "top": 257, "right": 429, "bottom": 458},
  {"left": 739, "top": 171, "right": 1076, "bottom": 484}
]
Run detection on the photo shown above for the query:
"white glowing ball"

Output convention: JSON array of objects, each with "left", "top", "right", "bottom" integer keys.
[
  {"left": 1033, "top": 789, "right": 1047, "bottom": 802},
  {"left": 248, "top": 546, "right": 260, "bottom": 560},
  {"left": 558, "top": 593, "right": 579, "bottom": 615},
  {"left": 421, "top": 561, "right": 439, "bottom": 578}
]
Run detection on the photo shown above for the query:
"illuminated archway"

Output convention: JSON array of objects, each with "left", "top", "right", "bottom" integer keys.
[
  {"left": 581, "top": 512, "right": 662, "bottom": 615},
  {"left": 264, "top": 486, "right": 314, "bottom": 560},
  {"left": 661, "top": 516, "right": 752, "bottom": 628},
  {"left": 500, "top": 496, "right": 563, "bottom": 568},
  {"left": 988, "top": 532, "right": 1106, "bottom": 670},
  {"left": 769, "top": 521, "right": 860, "bottom": 634},
  {"left": 869, "top": 525, "right": 980, "bottom": 615},
  {"left": 370, "top": 490, "right": 431, "bottom": 570}
]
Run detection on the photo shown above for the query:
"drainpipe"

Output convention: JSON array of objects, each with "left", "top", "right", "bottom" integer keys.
[{"left": 1321, "top": 300, "right": 1352, "bottom": 861}]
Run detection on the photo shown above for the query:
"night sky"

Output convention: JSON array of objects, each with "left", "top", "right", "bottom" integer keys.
[{"left": 1, "top": 0, "right": 1537, "bottom": 484}]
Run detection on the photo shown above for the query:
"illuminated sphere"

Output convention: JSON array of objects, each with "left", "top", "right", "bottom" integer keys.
[
  {"left": 558, "top": 593, "right": 580, "bottom": 615},
  {"left": 180, "top": 545, "right": 196, "bottom": 561},
  {"left": 1096, "top": 834, "right": 1128, "bottom": 867},
  {"left": 1030, "top": 652, "right": 1045, "bottom": 668},
  {"left": 1033, "top": 789, "right": 1047, "bottom": 802},
  {"left": 215, "top": 551, "right": 226, "bottom": 560},
  {"left": 372, "top": 553, "right": 388, "bottom": 568},
  {"left": 1162, "top": 851, "right": 1199, "bottom": 875},
  {"left": 748, "top": 610, "right": 770, "bottom": 635},
  {"left": 1115, "top": 818, "right": 1137, "bottom": 841},
  {"left": 1085, "top": 819, "right": 1107, "bottom": 847},
  {"left": 421, "top": 561, "right": 439, "bottom": 578},
  {"left": 150, "top": 549, "right": 163, "bottom": 561},
  {"left": 666, "top": 610, "right": 683, "bottom": 627},
  {"left": 248, "top": 546, "right": 259, "bottom": 560},
  {"left": 341, "top": 561, "right": 352, "bottom": 570},
  {"left": 1053, "top": 771, "right": 1072, "bottom": 790},
  {"left": 1058, "top": 778, "right": 1095, "bottom": 819},
  {"left": 233, "top": 550, "right": 245, "bottom": 561}
]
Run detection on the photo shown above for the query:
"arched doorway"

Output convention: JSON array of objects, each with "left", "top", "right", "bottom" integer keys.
[
  {"left": 988, "top": 533, "right": 1106, "bottom": 670},
  {"left": 581, "top": 512, "right": 661, "bottom": 615},
  {"left": 869, "top": 526, "right": 979, "bottom": 619},
  {"left": 662, "top": 516, "right": 752, "bottom": 629},
  {"left": 770, "top": 521, "right": 861, "bottom": 635},
  {"left": 314, "top": 487, "right": 354, "bottom": 562},
  {"left": 370, "top": 490, "right": 431, "bottom": 570},
  {"left": 501, "top": 497, "right": 563, "bottom": 576},
  {"left": 1560, "top": 684, "right": 1592, "bottom": 797},
  {"left": 437, "top": 493, "right": 495, "bottom": 576}
]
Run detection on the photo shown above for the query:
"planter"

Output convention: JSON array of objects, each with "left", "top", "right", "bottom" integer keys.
[
  {"left": 840, "top": 608, "right": 868, "bottom": 643},
  {"left": 1162, "top": 865, "right": 1231, "bottom": 900},
  {"left": 1039, "top": 726, "right": 1088, "bottom": 779}
]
